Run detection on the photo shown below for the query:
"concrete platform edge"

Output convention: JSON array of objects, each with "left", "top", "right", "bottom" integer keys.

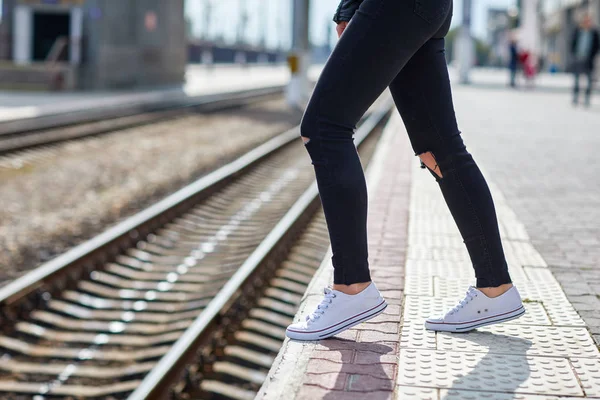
[{"left": 256, "top": 112, "right": 399, "bottom": 400}]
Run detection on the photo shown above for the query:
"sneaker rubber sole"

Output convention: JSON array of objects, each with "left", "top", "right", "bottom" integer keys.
[
  {"left": 425, "top": 304, "right": 526, "bottom": 332},
  {"left": 286, "top": 300, "right": 388, "bottom": 341}
]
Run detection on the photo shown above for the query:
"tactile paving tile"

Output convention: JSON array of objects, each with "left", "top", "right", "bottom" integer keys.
[
  {"left": 406, "top": 261, "right": 527, "bottom": 284},
  {"left": 523, "top": 266, "right": 558, "bottom": 283},
  {"left": 437, "top": 325, "right": 599, "bottom": 358},
  {"left": 440, "top": 389, "right": 584, "bottom": 400},
  {"left": 571, "top": 358, "right": 600, "bottom": 398},
  {"left": 502, "top": 240, "right": 547, "bottom": 268},
  {"left": 434, "top": 277, "right": 566, "bottom": 304},
  {"left": 397, "top": 385, "right": 439, "bottom": 399},
  {"left": 497, "top": 220, "right": 530, "bottom": 241},
  {"left": 409, "top": 234, "right": 465, "bottom": 248},
  {"left": 399, "top": 321, "right": 436, "bottom": 350},
  {"left": 404, "top": 275, "right": 434, "bottom": 296},
  {"left": 403, "top": 296, "right": 551, "bottom": 327},
  {"left": 406, "top": 260, "right": 473, "bottom": 279},
  {"left": 397, "top": 349, "right": 584, "bottom": 396},
  {"left": 433, "top": 277, "right": 475, "bottom": 298},
  {"left": 408, "top": 245, "right": 471, "bottom": 263},
  {"left": 543, "top": 302, "right": 586, "bottom": 326},
  {"left": 409, "top": 216, "right": 462, "bottom": 236}
]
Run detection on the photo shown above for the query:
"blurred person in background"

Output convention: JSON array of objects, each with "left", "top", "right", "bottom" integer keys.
[
  {"left": 519, "top": 49, "right": 537, "bottom": 88},
  {"left": 571, "top": 13, "right": 600, "bottom": 107},
  {"left": 286, "top": 0, "right": 524, "bottom": 342},
  {"left": 509, "top": 37, "right": 519, "bottom": 88}
]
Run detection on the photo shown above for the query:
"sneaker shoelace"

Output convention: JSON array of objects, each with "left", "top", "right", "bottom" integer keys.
[
  {"left": 447, "top": 286, "right": 479, "bottom": 316},
  {"left": 306, "top": 288, "right": 336, "bottom": 323}
]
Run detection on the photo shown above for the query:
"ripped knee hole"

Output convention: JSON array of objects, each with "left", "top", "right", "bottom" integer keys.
[
  {"left": 301, "top": 136, "right": 311, "bottom": 145},
  {"left": 418, "top": 152, "right": 443, "bottom": 179}
]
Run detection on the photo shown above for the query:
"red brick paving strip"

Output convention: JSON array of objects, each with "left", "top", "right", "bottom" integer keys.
[
  {"left": 257, "top": 114, "right": 412, "bottom": 400},
  {"left": 297, "top": 121, "right": 411, "bottom": 399}
]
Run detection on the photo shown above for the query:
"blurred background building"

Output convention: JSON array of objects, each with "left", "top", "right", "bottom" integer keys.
[
  {"left": 0, "top": 0, "right": 599, "bottom": 91},
  {"left": 487, "top": 8, "right": 511, "bottom": 67},
  {"left": 542, "top": 0, "right": 600, "bottom": 71},
  {"left": 0, "top": 0, "right": 187, "bottom": 90}
]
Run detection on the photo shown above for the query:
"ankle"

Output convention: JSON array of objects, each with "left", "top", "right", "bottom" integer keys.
[
  {"left": 333, "top": 281, "right": 371, "bottom": 295},
  {"left": 478, "top": 283, "right": 513, "bottom": 298}
]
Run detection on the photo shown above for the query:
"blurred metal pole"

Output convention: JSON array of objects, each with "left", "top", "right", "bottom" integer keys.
[
  {"left": 457, "top": 0, "right": 474, "bottom": 84},
  {"left": 287, "top": 0, "right": 310, "bottom": 108},
  {"left": 203, "top": 0, "right": 212, "bottom": 39}
]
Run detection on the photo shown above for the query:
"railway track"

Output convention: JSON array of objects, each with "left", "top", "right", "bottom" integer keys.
[
  {"left": 0, "top": 98, "right": 392, "bottom": 400},
  {"left": 0, "top": 87, "right": 283, "bottom": 160}
]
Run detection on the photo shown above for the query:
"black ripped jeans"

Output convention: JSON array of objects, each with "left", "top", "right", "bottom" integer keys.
[{"left": 300, "top": 0, "right": 512, "bottom": 288}]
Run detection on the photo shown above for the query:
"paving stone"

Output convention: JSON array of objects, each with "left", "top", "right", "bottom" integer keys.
[
  {"left": 436, "top": 325, "right": 599, "bottom": 358},
  {"left": 439, "top": 389, "right": 585, "bottom": 399},
  {"left": 305, "top": 359, "right": 395, "bottom": 380},
  {"left": 315, "top": 340, "right": 397, "bottom": 354},
  {"left": 260, "top": 91, "right": 600, "bottom": 399},
  {"left": 454, "top": 84, "right": 600, "bottom": 354},
  {"left": 309, "top": 350, "right": 353, "bottom": 363},
  {"left": 358, "top": 330, "right": 401, "bottom": 343},
  {"left": 303, "top": 372, "right": 347, "bottom": 391},
  {"left": 345, "top": 374, "right": 395, "bottom": 392},
  {"left": 571, "top": 358, "right": 600, "bottom": 397},
  {"left": 402, "top": 296, "right": 552, "bottom": 326},
  {"left": 297, "top": 386, "right": 393, "bottom": 400},
  {"left": 397, "top": 349, "right": 583, "bottom": 396},
  {"left": 334, "top": 329, "right": 358, "bottom": 341},
  {"left": 396, "top": 386, "right": 439, "bottom": 400},
  {"left": 378, "top": 289, "right": 404, "bottom": 300},
  {"left": 354, "top": 322, "right": 399, "bottom": 334},
  {"left": 381, "top": 304, "right": 402, "bottom": 316},
  {"left": 354, "top": 350, "right": 398, "bottom": 365}
]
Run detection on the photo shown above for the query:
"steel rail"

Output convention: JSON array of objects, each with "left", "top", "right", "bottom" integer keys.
[
  {"left": 127, "top": 98, "right": 393, "bottom": 400},
  {"left": 0, "top": 86, "right": 284, "bottom": 155},
  {"left": 0, "top": 122, "right": 298, "bottom": 313}
]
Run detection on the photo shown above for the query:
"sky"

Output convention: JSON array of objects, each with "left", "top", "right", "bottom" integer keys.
[{"left": 184, "top": 0, "right": 515, "bottom": 49}]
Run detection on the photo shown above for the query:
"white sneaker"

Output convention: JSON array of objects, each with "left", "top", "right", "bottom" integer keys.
[
  {"left": 286, "top": 283, "right": 387, "bottom": 341},
  {"left": 425, "top": 286, "right": 525, "bottom": 332}
]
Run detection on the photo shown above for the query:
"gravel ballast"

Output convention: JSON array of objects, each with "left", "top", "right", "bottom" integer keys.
[{"left": 0, "top": 99, "right": 302, "bottom": 285}]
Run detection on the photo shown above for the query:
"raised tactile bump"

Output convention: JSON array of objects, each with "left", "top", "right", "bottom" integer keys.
[
  {"left": 502, "top": 240, "right": 547, "bottom": 268},
  {"left": 403, "top": 296, "right": 551, "bottom": 327},
  {"left": 408, "top": 245, "right": 470, "bottom": 263},
  {"left": 408, "top": 234, "right": 465, "bottom": 248},
  {"left": 397, "top": 349, "right": 584, "bottom": 396},
  {"left": 404, "top": 275, "right": 434, "bottom": 296},
  {"left": 511, "top": 279, "right": 568, "bottom": 304},
  {"left": 434, "top": 277, "right": 565, "bottom": 303},
  {"left": 543, "top": 302, "right": 586, "bottom": 326},
  {"left": 497, "top": 220, "right": 530, "bottom": 241},
  {"left": 506, "top": 264, "right": 530, "bottom": 282},
  {"left": 571, "top": 358, "right": 600, "bottom": 397},
  {"left": 523, "top": 267, "right": 557, "bottom": 282},
  {"left": 433, "top": 277, "right": 471, "bottom": 298},
  {"left": 399, "top": 321, "right": 436, "bottom": 350},
  {"left": 396, "top": 385, "right": 439, "bottom": 399},
  {"left": 409, "top": 216, "right": 462, "bottom": 237},
  {"left": 437, "top": 325, "right": 599, "bottom": 358},
  {"left": 440, "top": 389, "right": 583, "bottom": 399},
  {"left": 406, "top": 260, "right": 473, "bottom": 279}
]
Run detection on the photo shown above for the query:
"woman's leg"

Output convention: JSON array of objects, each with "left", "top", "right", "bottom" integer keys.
[
  {"left": 286, "top": 0, "right": 452, "bottom": 341},
  {"left": 389, "top": 37, "right": 512, "bottom": 289},
  {"left": 389, "top": 37, "right": 524, "bottom": 332},
  {"left": 300, "top": 0, "right": 452, "bottom": 287}
]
